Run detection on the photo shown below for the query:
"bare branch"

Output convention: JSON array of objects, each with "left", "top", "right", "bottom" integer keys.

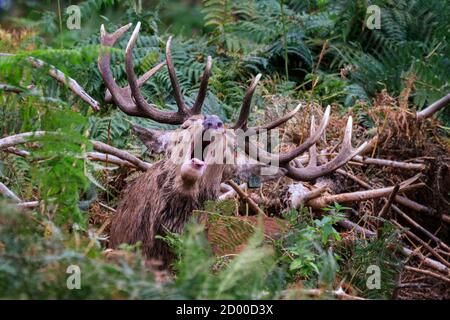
[
  {"left": 0, "top": 182, "right": 21, "bottom": 202},
  {"left": 416, "top": 92, "right": 450, "bottom": 120},
  {"left": 219, "top": 183, "right": 248, "bottom": 201},
  {"left": 0, "top": 84, "right": 24, "bottom": 93},
  {"left": 0, "top": 131, "right": 47, "bottom": 150},
  {"left": 353, "top": 155, "right": 426, "bottom": 171},
  {"left": 1, "top": 53, "right": 99, "bottom": 111},
  {"left": 378, "top": 184, "right": 400, "bottom": 219},
  {"left": 307, "top": 174, "right": 424, "bottom": 209},
  {"left": 392, "top": 204, "right": 450, "bottom": 252},
  {"left": 86, "top": 152, "right": 138, "bottom": 169},
  {"left": 227, "top": 179, "right": 265, "bottom": 216},
  {"left": 91, "top": 140, "right": 152, "bottom": 171},
  {"left": 404, "top": 266, "right": 450, "bottom": 283},
  {"left": 3, "top": 147, "right": 30, "bottom": 157}
]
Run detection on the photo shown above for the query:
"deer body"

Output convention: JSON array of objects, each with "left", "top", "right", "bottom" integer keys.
[
  {"left": 100, "top": 22, "right": 366, "bottom": 266},
  {"left": 110, "top": 158, "right": 218, "bottom": 265}
]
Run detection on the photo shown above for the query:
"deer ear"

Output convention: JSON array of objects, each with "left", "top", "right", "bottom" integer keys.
[{"left": 131, "top": 124, "right": 167, "bottom": 154}]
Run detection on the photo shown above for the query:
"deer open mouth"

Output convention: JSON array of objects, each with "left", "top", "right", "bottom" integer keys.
[{"left": 189, "top": 127, "right": 224, "bottom": 162}]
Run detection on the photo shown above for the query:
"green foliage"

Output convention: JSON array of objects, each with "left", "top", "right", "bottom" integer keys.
[
  {"left": 0, "top": 204, "right": 282, "bottom": 299},
  {"left": 336, "top": 222, "right": 403, "bottom": 299},
  {"left": 1, "top": 0, "right": 447, "bottom": 300},
  {"left": 173, "top": 218, "right": 282, "bottom": 299},
  {"left": 279, "top": 205, "right": 344, "bottom": 288}
]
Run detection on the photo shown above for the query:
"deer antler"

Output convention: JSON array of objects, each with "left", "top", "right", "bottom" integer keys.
[
  {"left": 232, "top": 73, "right": 301, "bottom": 134},
  {"left": 283, "top": 114, "right": 367, "bottom": 180},
  {"left": 240, "top": 105, "right": 367, "bottom": 181},
  {"left": 99, "top": 22, "right": 212, "bottom": 124}
]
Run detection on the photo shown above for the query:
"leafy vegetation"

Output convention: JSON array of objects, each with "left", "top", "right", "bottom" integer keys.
[{"left": 1, "top": 0, "right": 448, "bottom": 299}]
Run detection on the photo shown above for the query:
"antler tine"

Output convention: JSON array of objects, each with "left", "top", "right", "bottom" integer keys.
[
  {"left": 240, "top": 105, "right": 330, "bottom": 165},
  {"left": 306, "top": 115, "right": 318, "bottom": 168},
  {"left": 165, "top": 36, "right": 190, "bottom": 116},
  {"left": 105, "top": 61, "right": 166, "bottom": 104},
  {"left": 233, "top": 74, "right": 262, "bottom": 130},
  {"left": 246, "top": 103, "right": 302, "bottom": 136},
  {"left": 125, "top": 22, "right": 188, "bottom": 124},
  {"left": 99, "top": 23, "right": 166, "bottom": 117},
  {"left": 284, "top": 116, "right": 368, "bottom": 181},
  {"left": 191, "top": 56, "right": 213, "bottom": 115},
  {"left": 278, "top": 105, "right": 331, "bottom": 163}
]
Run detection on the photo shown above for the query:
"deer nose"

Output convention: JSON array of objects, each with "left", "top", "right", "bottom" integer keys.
[
  {"left": 203, "top": 115, "right": 223, "bottom": 130},
  {"left": 190, "top": 158, "right": 205, "bottom": 169}
]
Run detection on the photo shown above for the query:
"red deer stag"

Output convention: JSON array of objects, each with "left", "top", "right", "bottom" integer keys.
[{"left": 98, "top": 23, "right": 366, "bottom": 266}]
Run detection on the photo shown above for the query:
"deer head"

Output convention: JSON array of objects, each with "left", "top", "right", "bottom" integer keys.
[{"left": 98, "top": 22, "right": 367, "bottom": 185}]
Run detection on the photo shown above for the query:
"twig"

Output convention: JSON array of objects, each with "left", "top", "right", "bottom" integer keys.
[
  {"left": 17, "top": 201, "right": 40, "bottom": 209},
  {"left": 404, "top": 266, "right": 450, "bottom": 284},
  {"left": 338, "top": 219, "right": 377, "bottom": 238},
  {"left": 0, "top": 53, "right": 100, "bottom": 111},
  {"left": 84, "top": 218, "right": 111, "bottom": 256},
  {"left": 0, "top": 182, "right": 21, "bottom": 202},
  {"left": 3, "top": 147, "right": 30, "bottom": 157},
  {"left": 91, "top": 140, "right": 151, "bottom": 171},
  {"left": 392, "top": 205, "right": 450, "bottom": 252},
  {"left": 416, "top": 92, "right": 450, "bottom": 120},
  {"left": 0, "top": 83, "right": 24, "bottom": 93},
  {"left": 219, "top": 183, "right": 248, "bottom": 201},
  {"left": 394, "top": 221, "right": 450, "bottom": 270},
  {"left": 87, "top": 152, "right": 136, "bottom": 169},
  {"left": 353, "top": 155, "right": 426, "bottom": 170},
  {"left": 294, "top": 288, "right": 366, "bottom": 300},
  {"left": 227, "top": 180, "right": 265, "bottom": 216},
  {"left": 378, "top": 184, "right": 399, "bottom": 219},
  {"left": 99, "top": 202, "right": 116, "bottom": 213},
  {"left": 0, "top": 131, "right": 48, "bottom": 150}
]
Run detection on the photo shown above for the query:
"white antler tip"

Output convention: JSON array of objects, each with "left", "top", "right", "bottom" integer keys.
[
  {"left": 126, "top": 22, "right": 141, "bottom": 53},
  {"left": 100, "top": 24, "right": 106, "bottom": 36}
]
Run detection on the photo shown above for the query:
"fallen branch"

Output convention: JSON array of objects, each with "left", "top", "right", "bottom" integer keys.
[
  {"left": 307, "top": 178, "right": 424, "bottom": 209},
  {"left": 91, "top": 141, "right": 152, "bottom": 171},
  {"left": 353, "top": 155, "right": 426, "bottom": 171},
  {"left": 416, "top": 92, "right": 450, "bottom": 121},
  {"left": 392, "top": 205, "right": 450, "bottom": 253},
  {"left": 0, "top": 83, "right": 24, "bottom": 93},
  {"left": 0, "top": 182, "right": 21, "bottom": 202},
  {"left": 0, "top": 53, "right": 100, "bottom": 111},
  {"left": 394, "top": 221, "right": 450, "bottom": 270},
  {"left": 293, "top": 288, "right": 366, "bottom": 300},
  {"left": 1, "top": 132, "right": 150, "bottom": 171},
  {"left": 336, "top": 169, "right": 434, "bottom": 215},
  {"left": 442, "top": 214, "right": 450, "bottom": 225},
  {"left": 378, "top": 184, "right": 400, "bottom": 219},
  {"left": 86, "top": 152, "right": 137, "bottom": 169},
  {"left": 227, "top": 180, "right": 265, "bottom": 216},
  {"left": 0, "top": 131, "right": 48, "bottom": 150},
  {"left": 3, "top": 147, "right": 30, "bottom": 157},
  {"left": 404, "top": 266, "right": 450, "bottom": 284},
  {"left": 219, "top": 183, "right": 248, "bottom": 201}
]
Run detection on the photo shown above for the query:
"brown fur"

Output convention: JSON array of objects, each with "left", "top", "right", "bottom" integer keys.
[{"left": 109, "top": 159, "right": 226, "bottom": 266}]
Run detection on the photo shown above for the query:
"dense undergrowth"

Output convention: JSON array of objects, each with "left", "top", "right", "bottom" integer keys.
[{"left": 0, "top": 0, "right": 449, "bottom": 299}]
